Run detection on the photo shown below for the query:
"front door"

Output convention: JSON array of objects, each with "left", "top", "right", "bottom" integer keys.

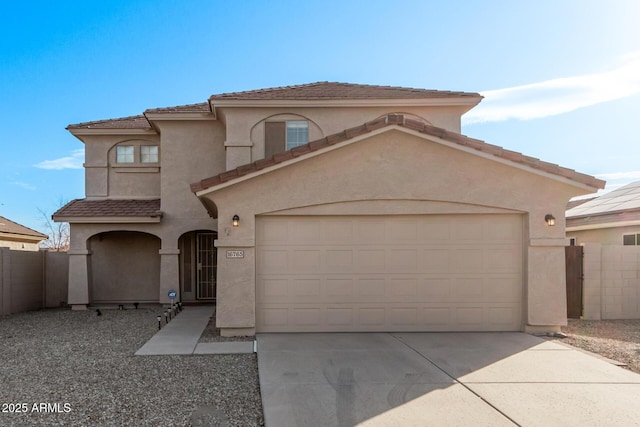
[{"left": 196, "top": 232, "right": 217, "bottom": 300}]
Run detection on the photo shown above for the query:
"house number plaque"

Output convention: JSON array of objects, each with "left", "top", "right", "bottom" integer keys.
[{"left": 226, "top": 250, "right": 244, "bottom": 259}]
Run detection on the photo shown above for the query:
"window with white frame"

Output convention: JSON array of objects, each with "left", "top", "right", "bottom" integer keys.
[
  {"left": 623, "top": 234, "right": 640, "bottom": 245},
  {"left": 285, "top": 121, "right": 309, "bottom": 150},
  {"left": 116, "top": 145, "right": 134, "bottom": 163},
  {"left": 141, "top": 145, "right": 159, "bottom": 163}
]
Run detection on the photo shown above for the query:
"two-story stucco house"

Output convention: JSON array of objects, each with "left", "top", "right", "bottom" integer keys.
[{"left": 54, "top": 82, "right": 604, "bottom": 336}]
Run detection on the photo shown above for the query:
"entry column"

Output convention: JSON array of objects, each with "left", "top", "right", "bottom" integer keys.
[
  {"left": 68, "top": 249, "right": 90, "bottom": 310},
  {"left": 159, "top": 248, "right": 180, "bottom": 305}
]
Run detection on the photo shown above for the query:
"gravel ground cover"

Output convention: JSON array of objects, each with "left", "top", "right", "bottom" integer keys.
[
  {"left": 198, "top": 307, "right": 254, "bottom": 343},
  {"left": 554, "top": 319, "right": 640, "bottom": 374},
  {"left": 0, "top": 307, "right": 263, "bottom": 427}
]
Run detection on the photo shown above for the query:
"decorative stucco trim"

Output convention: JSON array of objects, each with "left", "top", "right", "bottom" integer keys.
[
  {"left": 214, "top": 239, "right": 256, "bottom": 248},
  {"left": 567, "top": 219, "right": 640, "bottom": 231}
]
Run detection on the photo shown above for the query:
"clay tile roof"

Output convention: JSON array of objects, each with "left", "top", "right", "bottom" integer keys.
[
  {"left": 67, "top": 115, "right": 152, "bottom": 130},
  {"left": 0, "top": 216, "right": 47, "bottom": 239},
  {"left": 53, "top": 199, "right": 161, "bottom": 218},
  {"left": 209, "top": 82, "right": 480, "bottom": 100},
  {"left": 144, "top": 102, "right": 211, "bottom": 114},
  {"left": 191, "top": 114, "right": 605, "bottom": 193},
  {"left": 67, "top": 103, "right": 211, "bottom": 130}
]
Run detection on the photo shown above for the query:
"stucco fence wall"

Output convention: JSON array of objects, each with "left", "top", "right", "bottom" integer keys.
[
  {"left": 0, "top": 247, "right": 69, "bottom": 316},
  {"left": 582, "top": 243, "right": 640, "bottom": 320}
]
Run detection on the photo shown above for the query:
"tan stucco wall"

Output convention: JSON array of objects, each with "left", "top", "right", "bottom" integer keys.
[
  {"left": 220, "top": 106, "right": 469, "bottom": 169},
  {"left": 89, "top": 231, "right": 160, "bottom": 302},
  {"left": 67, "top": 120, "right": 225, "bottom": 307},
  {"left": 568, "top": 225, "right": 640, "bottom": 245},
  {"left": 202, "top": 128, "right": 587, "bottom": 333},
  {"left": 83, "top": 135, "right": 161, "bottom": 198}
]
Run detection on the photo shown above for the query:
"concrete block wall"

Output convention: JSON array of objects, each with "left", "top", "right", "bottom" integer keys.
[
  {"left": 0, "top": 248, "right": 69, "bottom": 316},
  {"left": 583, "top": 244, "right": 640, "bottom": 320}
]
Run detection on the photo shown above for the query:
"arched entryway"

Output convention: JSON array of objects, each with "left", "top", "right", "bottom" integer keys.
[
  {"left": 87, "top": 231, "right": 160, "bottom": 303},
  {"left": 178, "top": 230, "right": 217, "bottom": 302}
]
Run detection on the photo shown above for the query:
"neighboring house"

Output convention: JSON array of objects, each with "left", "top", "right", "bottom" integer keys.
[
  {"left": 53, "top": 82, "right": 604, "bottom": 336},
  {"left": 566, "top": 181, "right": 640, "bottom": 245},
  {"left": 0, "top": 216, "right": 47, "bottom": 251}
]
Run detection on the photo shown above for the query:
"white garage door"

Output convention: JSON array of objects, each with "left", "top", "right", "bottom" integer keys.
[{"left": 256, "top": 215, "right": 523, "bottom": 332}]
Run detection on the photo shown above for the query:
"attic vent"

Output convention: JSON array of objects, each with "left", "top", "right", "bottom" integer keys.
[{"left": 385, "top": 114, "right": 405, "bottom": 124}]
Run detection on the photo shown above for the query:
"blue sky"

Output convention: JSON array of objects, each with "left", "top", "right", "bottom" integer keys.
[{"left": 1, "top": 0, "right": 639, "bottom": 234}]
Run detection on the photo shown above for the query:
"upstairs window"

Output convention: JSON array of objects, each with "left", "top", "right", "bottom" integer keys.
[
  {"left": 623, "top": 234, "right": 640, "bottom": 245},
  {"left": 141, "top": 145, "right": 159, "bottom": 163},
  {"left": 265, "top": 120, "right": 309, "bottom": 158},
  {"left": 116, "top": 145, "right": 134, "bottom": 163},
  {"left": 286, "top": 121, "right": 309, "bottom": 150}
]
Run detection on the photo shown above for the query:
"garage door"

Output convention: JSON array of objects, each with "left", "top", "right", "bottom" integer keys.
[{"left": 256, "top": 215, "right": 523, "bottom": 332}]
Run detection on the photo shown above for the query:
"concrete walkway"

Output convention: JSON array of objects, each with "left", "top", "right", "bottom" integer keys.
[
  {"left": 135, "top": 305, "right": 254, "bottom": 356},
  {"left": 257, "top": 332, "right": 640, "bottom": 427}
]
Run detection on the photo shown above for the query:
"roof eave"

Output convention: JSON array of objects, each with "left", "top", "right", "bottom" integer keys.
[
  {"left": 52, "top": 216, "right": 162, "bottom": 224},
  {"left": 210, "top": 97, "right": 482, "bottom": 109},
  {"left": 567, "top": 219, "right": 640, "bottom": 231},
  {"left": 0, "top": 232, "right": 48, "bottom": 242},
  {"left": 67, "top": 128, "right": 157, "bottom": 137},
  {"left": 143, "top": 111, "right": 216, "bottom": 122}
]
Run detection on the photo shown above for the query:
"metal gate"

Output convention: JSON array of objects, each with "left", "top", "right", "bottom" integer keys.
[
  {"left": 196, "top": 232, "right": 217, "bottom": 300},
  {"left": 565, "top": 245, "right": 583, "bottom": 319}
]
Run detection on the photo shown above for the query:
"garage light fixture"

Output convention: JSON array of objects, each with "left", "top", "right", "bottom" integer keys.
[
  {"left": 232, "top": 214, "right": 240, "bottom": 227},
  {"left": 545, "top": 214, "right": 556, "bottom": 226}
]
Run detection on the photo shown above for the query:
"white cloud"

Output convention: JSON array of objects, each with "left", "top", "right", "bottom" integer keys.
[
  {"left": 11, "top": 181, "right": 36, "bottom": 191},
  {"left": 34, "top": 149, "right": 84, "bottom": 170},
  {"left": 595, "top": 170, "right": 640, "bottom": 180},
  {"left": 463, "top": 52, "right": 640, "bottom": 125}
]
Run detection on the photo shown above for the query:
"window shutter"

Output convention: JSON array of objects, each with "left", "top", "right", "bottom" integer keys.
[{"left": 265, "top": 122, "right": 286, "bottom": 158}]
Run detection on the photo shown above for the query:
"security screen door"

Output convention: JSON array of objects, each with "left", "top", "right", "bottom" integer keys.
[{"left": 196, "top": 232, "right": 217, "bottom": 300}]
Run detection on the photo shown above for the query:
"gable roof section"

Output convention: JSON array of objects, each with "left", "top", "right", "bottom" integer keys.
[
  {"left": 0, "top": 216, "right": 47, "bottom": 239},
  {"left": 53, "top": 199, "right": 162, "bottom": 222},
  {"left": 191, "top": 114, "right": 605, "bottom": 194},
  {"left": 209, "top": 82, "right": 480, "bottom": 101}
]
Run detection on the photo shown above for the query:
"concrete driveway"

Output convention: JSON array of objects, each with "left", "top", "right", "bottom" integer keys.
[{"left": 257, "top": 332, "right": 640, "bottom": 426}]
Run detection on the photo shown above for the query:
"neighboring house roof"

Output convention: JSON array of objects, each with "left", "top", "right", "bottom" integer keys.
[
  {"left": 566, "top": 181, "right": 640, "bottom": 230},
  {"left": 191, "top": 114, "right": 605, "bottom": 194},
  {"left": 67, "top": 82, "right": 481, "bottom": 130},
  {"left": 53, "top": 199, "right": 161, "bottom": 219},
  {"left": 566, "top": 197, "right": 597, "bottom": 211},
  {"left": 208, "top": 81, "right": 480, "bottom": 100},
  {"left": 0, "top": 216, "right": 47, "bottom": 241}
]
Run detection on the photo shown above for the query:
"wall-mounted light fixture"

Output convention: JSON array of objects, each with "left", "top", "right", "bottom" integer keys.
[
  {"left": 545, "top": 214, "right": 556, "bottom": 226},
  {"left": 232, "top": 214, "right": 240, "bottom": 227}
]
